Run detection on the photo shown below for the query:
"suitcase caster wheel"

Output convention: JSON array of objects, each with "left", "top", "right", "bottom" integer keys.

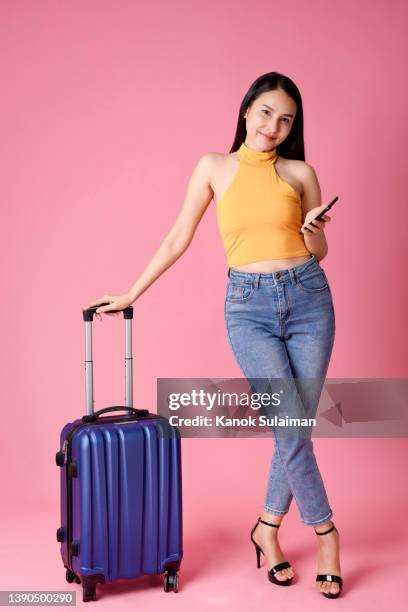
[
  {"left": 163, "top": 572, "right": 178, "bottom": 592},
  {"left": 83, "top": 585, "right": 96, "bottom": 602},
  {"left": 65, "top": 569, "right": 75, "bottom": 583}
]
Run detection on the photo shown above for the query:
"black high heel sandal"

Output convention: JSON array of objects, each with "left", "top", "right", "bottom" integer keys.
[
  {"left": 250, "top": 516, "right": 294, "bottom": 586},
  {"left": 315, "top": 523, "right": 343, "bottom": 598}
]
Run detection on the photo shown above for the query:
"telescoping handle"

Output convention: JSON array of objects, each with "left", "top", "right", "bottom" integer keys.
[{"left": 82, "top": 304, "right": 135, "bottom": 416}]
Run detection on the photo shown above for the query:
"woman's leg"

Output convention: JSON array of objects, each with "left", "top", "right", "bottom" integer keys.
[
  {"left": 225, "top": 261, "right": 336, "bottom": 527},
  {"left": 313, "top": 520, "right": 342, "bottom": 596},
  {"left": 282, "top": 265, "right": 341, "bottom": 595},
  {"left": 250, "top": 510, "right": 295, "bottom": 582},
  {"left": 264, "top": 446, "right": 293, "bottom": 516},
  {"left": 224, "top": 259, "right": 340, "bottom": 594}
]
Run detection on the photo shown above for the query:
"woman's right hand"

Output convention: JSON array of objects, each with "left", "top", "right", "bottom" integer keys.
[{"left": 82, "top": 293, "right": 134, "bottom": 319}]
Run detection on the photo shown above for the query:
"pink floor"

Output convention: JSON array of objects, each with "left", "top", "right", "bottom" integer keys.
[{"left": 1, "top": 438, "right": 407, "bottom": 610}]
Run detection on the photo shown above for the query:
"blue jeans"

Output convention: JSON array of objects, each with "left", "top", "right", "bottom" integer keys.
[{"left": 224, "top": 255, "right": 335, "bottom": 527}]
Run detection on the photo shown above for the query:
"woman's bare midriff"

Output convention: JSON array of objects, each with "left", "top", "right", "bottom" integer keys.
[
  {"left": 211, "top": 151, "right": 311, "bottom": 273},
  {"left": 231, "top": 255, "right": 311, "bottom": 273}
]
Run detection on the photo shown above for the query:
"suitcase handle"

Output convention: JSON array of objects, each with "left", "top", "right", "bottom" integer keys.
[
  {"left": 82, "top": 406, "right": 149, "bottom": 422},
  {"left": 82, "top": 304, "right": 134, "bottom": 321},
  {"left": 82, "top": 304, "right": 135, "bottom": 416}
]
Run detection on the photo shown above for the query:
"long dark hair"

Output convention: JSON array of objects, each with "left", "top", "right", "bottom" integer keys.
[{"left": 230, "top": 72, "right": 305, "bottom": 161}]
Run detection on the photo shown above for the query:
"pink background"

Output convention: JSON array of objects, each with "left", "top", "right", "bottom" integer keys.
[{"left": 1, "top": 0, "right": 407, "bottom": 608}]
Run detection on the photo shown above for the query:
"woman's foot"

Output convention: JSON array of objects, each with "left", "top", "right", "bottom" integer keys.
[
  {"left": 315, "top": 521, "right": 342, "bottom": 596},
  {"left": 251, "top": 512, "right": 294, "bottom": 582}
]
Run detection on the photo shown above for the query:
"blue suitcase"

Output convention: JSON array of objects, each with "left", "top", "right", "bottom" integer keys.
[{"left": 56, "top": 305, "right": 183, "bottom": 602}]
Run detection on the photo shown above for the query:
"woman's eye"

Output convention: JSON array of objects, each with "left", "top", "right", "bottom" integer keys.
[{"left": 261, "top": 110, "right": 290, "bottom": 124}]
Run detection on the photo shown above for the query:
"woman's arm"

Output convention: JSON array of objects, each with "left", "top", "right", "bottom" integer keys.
[
  {"left": 299, "top": 163, "right": 330, "bottom": 262},
  {"left": 126, "top": 153, "right": 215, "bottom": 302}
]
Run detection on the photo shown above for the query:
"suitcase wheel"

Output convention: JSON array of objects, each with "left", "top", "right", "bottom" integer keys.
[
  {"left": 65, "top": 569, "right": 81, "bottom": 584},
  {"left": 65, "top": 570, "right": 74, "bottom": 583},
  {"left": 163, "top": 571, "right": 179, "bottom": 593},
  {"left": 83, "top": 585, "right": 96, "bottom": 602}
]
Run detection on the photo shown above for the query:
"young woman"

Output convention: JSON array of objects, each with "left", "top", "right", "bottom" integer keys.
[{"left": 84, "top": 72, "right": 343, "bottom": 599}]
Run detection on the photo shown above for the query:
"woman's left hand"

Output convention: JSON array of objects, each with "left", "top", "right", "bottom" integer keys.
[{"left": 300, "top": 204, "right": 331, "bottom": 235}]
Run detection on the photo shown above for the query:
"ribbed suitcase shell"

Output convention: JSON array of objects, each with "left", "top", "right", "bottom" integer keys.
[{"left": 59, "top": 415, "right": 182, "bottom": 582}]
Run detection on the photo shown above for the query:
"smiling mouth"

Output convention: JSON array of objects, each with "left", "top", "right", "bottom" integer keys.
[{"left": 259, "top": 132, "right": 275, "bottom": 140}]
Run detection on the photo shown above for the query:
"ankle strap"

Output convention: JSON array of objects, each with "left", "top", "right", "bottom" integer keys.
[
  {"left": 315, "top": 524, "right": 335, "bottom": 535},
  {"left": 258, "top": 517, "right": 280, "bottom": 528}
]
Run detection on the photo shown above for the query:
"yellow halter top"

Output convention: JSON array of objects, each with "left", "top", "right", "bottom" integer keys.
[{"left": 215, "top": 142, "right": 310, "bottom": 267}]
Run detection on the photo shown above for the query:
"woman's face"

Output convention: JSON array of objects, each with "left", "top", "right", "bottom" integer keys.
[{"left": 244, "top": 89, "right": 297, "bottom": 150}]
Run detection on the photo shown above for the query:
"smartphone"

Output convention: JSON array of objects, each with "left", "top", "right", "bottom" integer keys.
[{"left": 300, "top": 196, "right": 339, "bottom": 233}]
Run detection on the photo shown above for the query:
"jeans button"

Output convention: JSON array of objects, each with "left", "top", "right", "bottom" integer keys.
[{"left": 275, "top": 272, "right": 281, "bottom": 279}]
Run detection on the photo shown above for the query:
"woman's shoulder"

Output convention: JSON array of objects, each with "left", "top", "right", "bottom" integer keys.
[
  {"left": 278, "top": 155, "right": 316, "bottom": 174},
  {"left": 278, "top": 156, "right": 319, "bottom": 186},
  {"left": 193, "top": 151, "right": 234, "bottom": 171},
  {"left": 207, "top": 151, "right": 240, "bottom": 175},
  {"left": 199, "top": 151, "right": 238, "bottom": 179}
]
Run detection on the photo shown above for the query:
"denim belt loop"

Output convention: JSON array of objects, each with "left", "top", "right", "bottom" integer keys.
[
  {"left": 253, "top": 273, "right": 261, "bottom": 289},
  {"left": 289, "top": 267, "right": 297, "bottom": 286},
  {"left": 227, "top": 268, "right": 231, "bottom": 278}
]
